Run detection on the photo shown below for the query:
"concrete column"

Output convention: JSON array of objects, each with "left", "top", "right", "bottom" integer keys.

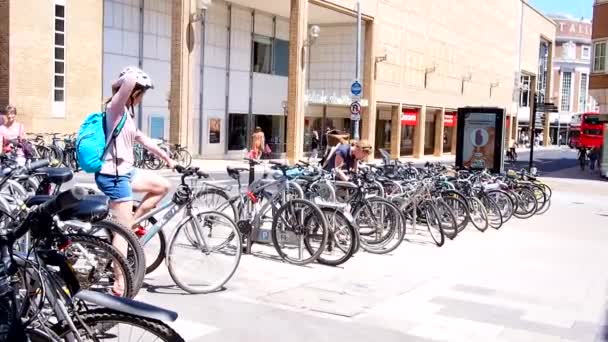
[
  {"left": 413, "top": 105, "right": 426, "bottom": 158},
  {"left": 434, "top": 108, "right": 445, "bottom": 156},
  {"left": 286, "top": 0, "right": 308, "bottom": 163},
  {"left": 543, "top": 41, "right": 554, "bottom": 147},
  {"left": 169, "top": 0, "right": 194, "bottom": 146},
  {"left": 505, "top": 115, "right": 511, "bottom": 148},
  {"left": 390, "top": 103, "right": 402, "bottom": 159},
  {"left": 512, "top": 116, "right": 519, "bottom": 145},
  {"left": 361, "top": 20, "right": 376, "bottom": 155},
  {"left": 451, "top": 116, "right": 457, "bottom": 154}
]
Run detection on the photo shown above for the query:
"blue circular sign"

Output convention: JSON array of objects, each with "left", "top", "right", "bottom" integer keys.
[{"left": 351, "top": 81, "right": 362, "bottom": 96}]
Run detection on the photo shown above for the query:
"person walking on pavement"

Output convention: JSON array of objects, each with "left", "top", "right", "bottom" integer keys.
[
  {"left": 310, "top": 130, "right": 319, "bottom": 160},
  {"left": 589, "top": 147, "right": 599, "bottom": 171},
  {"left": 578, "top": 147, "right": 588, "bottom": 171},
  {"left": 250, "top": 126, "right": 265, "bottom": 160}
]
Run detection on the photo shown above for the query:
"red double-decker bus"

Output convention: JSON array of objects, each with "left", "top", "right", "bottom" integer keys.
[{"left": 569, "top": 113, "right": 604, "bottom": 149}]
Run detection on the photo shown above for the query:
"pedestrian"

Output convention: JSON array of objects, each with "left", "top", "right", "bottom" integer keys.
[
  {"left": 589, "top": 147, "right": 599, "bottom": 171},
  {"left": 250, "top": 126, "right": 265, "bottom": 160},
  {"left": 0, "top": 105, "right": 28, "bottom": 164},
  {"left": 578, "top": 147, "right": 588, "bottom": 171},
  {"left": 310, "top": 130, "right": 319, "bottom": 160}
]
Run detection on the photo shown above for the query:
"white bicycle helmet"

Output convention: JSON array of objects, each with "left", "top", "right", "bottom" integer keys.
[{"left": 119, "top": 66, "right": 154, "bottom": 89}]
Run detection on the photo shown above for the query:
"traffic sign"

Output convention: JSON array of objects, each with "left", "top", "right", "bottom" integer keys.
[
  {"left": 350, "top": 101, "right": 361, "bottom": 114},
  {"left": 535, "top": 102, "right": 558, "bottom": 113},
  {"left": 350, "top": 81, "right": 362, "bottom": 96},
  {"left": 350, "top": 100, "right": 361, "bottom": 121}
]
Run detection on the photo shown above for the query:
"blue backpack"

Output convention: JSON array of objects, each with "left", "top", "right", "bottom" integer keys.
[{"left": 76, "top": 112, "right": 127, "bottom": 173}]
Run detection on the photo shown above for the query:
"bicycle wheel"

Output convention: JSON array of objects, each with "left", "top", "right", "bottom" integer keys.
[
  {"left": 178, "top": 149, "right": 192, "bottom": 168},
  {"left": 64, "top": 234, "right": 135, "bottom": 298},
  {"left": 167, "top": 211, "right": 241, "bottom": 294},
  {"left": 420, "top": 200, "right": 445, "bottom": 247},
  {"left": 467, "top": 197, "right": 489, "bottom": 232},
  {"left": 142, "top": 229, "right": 166, "bottom": 275},
  {"left": 353, "top": 197, "right": 404, "bottom": 254},
  {"left": 487, "top": 190, "right": 514, "bottom": 223},
  {"left": 75, "top": 217, "right": 146, "bottom": 295},
  {"left": 479, "top": 194, "right": 503, "bottom": 229},
  {"left": 193, "top": 188, "right": 238, "bottom": 221},
  {"left": 530, "top": 184, "right": 548, "bottom": 214},
  {"left": 434, "top": 198, "right": 458, "bottom": 239},
  {"left": 309, "top": 208, "right": 357, "bottom": 266},
  {"left": 512, "top": 187, "right": 538, "bottom": 219},
  {"left": 271, "top": 198, "right": 328, "bottom": 265},
  {"left": 49, "top": 145, "right": 64, "bottom": 167},
  {"left": 441, "top": 195, "right": 469, "bottom": 233},
  {"left": 52, "top": 309, "right": 185, "bottom": 342}
]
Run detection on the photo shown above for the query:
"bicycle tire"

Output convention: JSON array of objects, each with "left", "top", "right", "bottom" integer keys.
[
  {"left": 178, "top": 149, "right": 192, "bottom": 168},
  {"left": 479, "top": 194, "right": 503, "bottom": 229},
  {"left": 441, "top": 195, "right": 469, "bottom": 233},
  {"left": 530, "top": 184, "right": 548, "bottom": 214},
  {"left": 512, "top": 187, "right": 538, "bottom": 219},
  {"left": 309, "top": 208, "right": 357, "bottom": 266},
  {"left": 193, "top": 188, "right": 238, "bottom": 221},
  {"left": 144, "top": 229, "right": 166, "bottom": 275},
  {"left": 64, "top": 234, "right": 135, "bottom": 298},
  {"left": 271, "top": 198, "right": 328, "bottom": 265},
  {"left": 167, "top": 211, "right": 241, "bottom": 294},
  {"left": 487, "top": 189, "right": 514, "bottom": 223},
  {"left": 466, "top": 197, "right": 489, "bottom": 232},
  {"left": 52, "top": 309, "right": 185, "bottom": 342},
  {"left": 420, "top": 200, "right": 445, "bottom": 247},
  {"left": 353, "top": 197, "right": 404, "bottom": 254},
  {"left": 434, "top": 198, "right": 458, "bottom": 239},
  {"left": 75, "top": 217, "right": 147, "bottom": 295}
]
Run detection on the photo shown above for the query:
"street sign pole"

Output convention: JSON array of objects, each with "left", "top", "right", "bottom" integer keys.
[
  {"left": 529, "top": 98, "right": 537, "bottom": 171},
  {"left": 353, "top": 0, "right": 362, "bottom": 141}
]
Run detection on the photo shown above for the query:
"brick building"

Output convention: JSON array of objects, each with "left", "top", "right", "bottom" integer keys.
[
  {"left": 0, "top": 0, "right": 557, "bottom": 160},
  {"left": 590, "top": 0, "right": 608, "bottom": 112}
]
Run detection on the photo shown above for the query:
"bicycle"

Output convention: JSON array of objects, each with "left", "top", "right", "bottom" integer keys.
[{"left": 135, "top": 165, "right": 242, "bottom": 294}]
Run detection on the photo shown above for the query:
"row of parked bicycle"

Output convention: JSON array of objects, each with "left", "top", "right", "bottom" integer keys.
[
  {"left": 0, "top": 146, "right": 550, "bottom": 341},
  {"left": 7, "top": 133, "right": 193, "bottom": 171}
]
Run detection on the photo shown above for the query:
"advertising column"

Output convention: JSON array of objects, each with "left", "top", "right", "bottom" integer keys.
[{"left": 456, "top": 107, "right": 505, "bottom": 173}]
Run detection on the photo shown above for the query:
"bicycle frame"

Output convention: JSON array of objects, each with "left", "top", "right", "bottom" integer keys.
[{"left": 136, "top": 199, "right": 185, "bottom": 245}]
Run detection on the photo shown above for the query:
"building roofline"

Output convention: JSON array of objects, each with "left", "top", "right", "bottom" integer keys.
[{"left": 523, "top": 0, "right": 558, "bottom": 28}]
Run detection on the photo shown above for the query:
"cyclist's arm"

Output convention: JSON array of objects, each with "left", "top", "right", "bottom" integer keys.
[
  {"left": 135, "top": 131, "right": 175, "bottom": 168},
  {"left": 334, "top": 154, "right": 348, "bottom": 181},
  {"left": 107, "top": 72, "right": 137, "bottom": 128}
]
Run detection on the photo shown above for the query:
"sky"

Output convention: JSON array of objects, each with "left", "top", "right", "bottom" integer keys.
[{"left": 530, "top": 0, "right": 594, "bottom": 20}]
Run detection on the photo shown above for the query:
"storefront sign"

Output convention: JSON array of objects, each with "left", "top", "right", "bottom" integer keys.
[
  {"left": 305, "top": 91, "right": 368, "bottom": 107},
  {"left": 209, "top": 118, "right": 221, "bottom": 144},
  {"left": 401, "top": 109, "right": 418, "bottom": 126},
  {"left": 444, "top": 112, "right": 456, "bottom": 127}
]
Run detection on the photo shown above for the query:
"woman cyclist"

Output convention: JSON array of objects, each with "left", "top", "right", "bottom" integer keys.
[{"left": 97, "top": 66, "right": 176, "bottom": 295}]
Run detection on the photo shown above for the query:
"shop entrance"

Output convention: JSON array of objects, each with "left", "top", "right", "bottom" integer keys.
[
  {"left": 400, "top": 108, "right": 417, "bottom": 156},
  {"left": 443, "top": 111, "right": 456, "bottom": 153},
  {"left": 374, "top": 107, "right": 392, "bottom": 158}
]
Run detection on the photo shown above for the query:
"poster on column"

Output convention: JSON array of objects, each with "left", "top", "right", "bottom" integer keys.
[
  {"left": 209, "top": 118, "right": 221, "bottom": 144},
  {"left": 455, "top": 107, "right": 505, "bottom": 173}
]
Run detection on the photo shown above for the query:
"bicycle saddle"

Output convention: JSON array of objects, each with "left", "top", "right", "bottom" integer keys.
[
  {"left": 37, "top": 167, "right": 73, "bottom": 184},
  {"left": 226, "top": 166, "right": 248, "bottom": 180},
  {"left": 26, "top": 195, "right": 109, "bottom": 222}
]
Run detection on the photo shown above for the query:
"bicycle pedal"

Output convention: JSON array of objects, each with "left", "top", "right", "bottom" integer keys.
[{"left": 237, "top": 220, "right": 252, "bottom": 235}]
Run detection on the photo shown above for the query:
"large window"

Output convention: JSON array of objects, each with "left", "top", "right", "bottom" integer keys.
[
  {"left": 519, "top": 75, "right": 530, "bottom": 107},
  {"left": 560, "top": 72, "right": 572, "bottom": 112},
  {"left": 579, "top": 73, "right": 588, "bottom": 111},
  {"left": 227, "top": 114, "right": 248, "bottom": 150},
  {"left": 594, "top": 42, "right": 606, "bottom": 72},
  {"left": 582, "top": 46, "right": 591, "bottom": 60},
  {"left": 54, "top": 1, "right": 65, "bottom": 103},
  {"left": 253, "top": 35, "right": 272, "bottom": 74},
  {"left": 252, "top": 35, "right": 289, "bottom": 76}
]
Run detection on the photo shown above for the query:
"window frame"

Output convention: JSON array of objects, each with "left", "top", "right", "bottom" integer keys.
[
  {"left": 519, "top": 75, "right": 530, "bottom": 108},
  {"left": 579, "top": 73, "right": 588, "bottom": 112},
  {"left": 593, "top": 41, "right": 606, "bottom": 73},
  {"left": 560, "top": 71, "right": 572, "bottom": 112},
  {"left": 251, "top": 34, "right": 289, "bottom": 77},
  {"left": 582, "top": 46, "right": 591, "bottom": 60},
  {"left": 53, "top": 0, "right": 66, "bottom": 117}
]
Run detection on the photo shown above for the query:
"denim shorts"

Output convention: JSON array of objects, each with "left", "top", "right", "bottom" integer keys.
[{"left": 95, "top": 170, "right": 136, "bottom": 202}]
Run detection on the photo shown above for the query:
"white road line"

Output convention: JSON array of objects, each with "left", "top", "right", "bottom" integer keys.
[{"left": 166, "top": 318, "right": 219, "bottom": 341}]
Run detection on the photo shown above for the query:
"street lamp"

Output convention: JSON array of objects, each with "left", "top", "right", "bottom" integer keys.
[
  {"left": 190, "top": 0, "right": 212, "bottom": 22},
  {"left": 301, "top": 25, "right": 321, "bottom": 70},
  {"left": 490, "top": 82, "right": 500, "bottom": 98},
  {"left": 424, "top": 63, "right": 437, "bottom": 88}
]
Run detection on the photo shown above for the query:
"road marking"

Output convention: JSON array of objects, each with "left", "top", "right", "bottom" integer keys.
[{"left": 166, "top": 318, "right": 219, "bottom": 341}]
